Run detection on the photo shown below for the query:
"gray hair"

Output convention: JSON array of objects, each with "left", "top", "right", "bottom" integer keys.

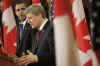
[{"left": 25, "top": 4, "right": 46, "bottom": 18}]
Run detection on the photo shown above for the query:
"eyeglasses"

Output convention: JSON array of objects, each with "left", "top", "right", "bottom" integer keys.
[{"left": 16, "top": 8, "right": 25, "bottom": 11}]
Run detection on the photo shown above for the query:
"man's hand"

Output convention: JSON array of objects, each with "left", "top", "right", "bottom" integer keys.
[
  {"left": 8, "top": 54, "right": 18, "bottom": 62},
  {"left": 15, "top": 50, "right": 38, "bottom": 66}
]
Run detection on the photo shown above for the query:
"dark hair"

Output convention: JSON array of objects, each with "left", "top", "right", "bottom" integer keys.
[
  {"left": 16, "top": 0, "right": 32, "bottom": 7},
  {"left": 15, "top": 0, "right": 27, "bottom": 6}
]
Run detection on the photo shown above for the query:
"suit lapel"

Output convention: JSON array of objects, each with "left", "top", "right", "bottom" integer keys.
[
  {"left": 21, "top": 23, "right": 29, "bottom": 42},
  {"left": 39, "top": 21, "right": 50, "bottom": 41},
  {"left": 33, "top": 21, "right": 50, "bottom": 52},
  {"left": 17, "top": 27, "right": 20, "bottom": 49},
  {"left": 18, "top": 23, "right": 30, "bottom": 49},
  {"left": 21, "top": 23, "right": 32, "bottom": 53}
]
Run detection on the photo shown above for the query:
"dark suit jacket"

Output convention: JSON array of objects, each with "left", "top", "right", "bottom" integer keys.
[
  {"left": 30, "top": 21, "right": 55, "bottom": 66},
  {"left": 16, "top": 22, "right": 32, "bottom": 57}
]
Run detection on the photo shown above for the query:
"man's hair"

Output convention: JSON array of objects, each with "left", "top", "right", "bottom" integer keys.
[
  {"left": 25, "top": 4, "right": 46, "bottom": 18},
  {"left": 15, "top": 0, "right": 27, "bottom": 6}
]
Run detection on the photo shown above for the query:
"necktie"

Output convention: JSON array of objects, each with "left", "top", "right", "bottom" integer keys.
[
  {"left": 31, "top": 29, "right": 39, "bottom": 53},
  {"left": 19, "top": 24, "right": 23, "bottom": 41},
  {"left": 36, "top": 29, "right": 40, "bottom": 40}
]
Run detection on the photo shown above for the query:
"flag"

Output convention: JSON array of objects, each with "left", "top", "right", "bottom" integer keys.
[
  {"left": 2, "top": 0, "right": 17, "bottom": 55},
  {"left": 53, "top": 0, "right": 80, "bottom": 66},
  {"left": 72, "top": 0, "right": 99, "bottom": 66},
  {"left": 89, "top": 0, "right": 100, "bottom": 64}
]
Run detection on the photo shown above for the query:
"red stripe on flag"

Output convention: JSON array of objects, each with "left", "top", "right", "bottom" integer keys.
[
  {"left": 54, "top": 0, "right": 72, "bottom": 17},
  {"left": 2, "top": 0, "right": 10, "bottom": 12}
]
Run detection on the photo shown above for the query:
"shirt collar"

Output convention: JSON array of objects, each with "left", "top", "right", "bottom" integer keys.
[
  {"left": 19, "top": 19, "right": 27, "bottom": 28},
  {"left": 39, "top": 18, "right": 48, "bottom": 31}
]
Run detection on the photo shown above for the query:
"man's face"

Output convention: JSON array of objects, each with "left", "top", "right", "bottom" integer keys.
[
  {"left": 26, "top": 13, "right": 41, "bottom": 28},
  {"left": 15, "top": 3, "right": 26, "bottom": 21}
]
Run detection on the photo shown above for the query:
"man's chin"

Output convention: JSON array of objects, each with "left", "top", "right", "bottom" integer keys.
[{"left": 19, "top": 16, "right": 26, "bottom": 21}]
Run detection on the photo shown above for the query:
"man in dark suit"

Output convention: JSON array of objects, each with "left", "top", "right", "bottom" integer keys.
[
  {"left": 15, "top": 4, "right": 55, "bottom": 66},
  {"left": 15, "top": 0, "right": 32, "bottom": 57}
]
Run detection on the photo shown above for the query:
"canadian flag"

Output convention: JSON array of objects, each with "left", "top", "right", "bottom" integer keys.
[
  {"left": 2, "top": 0, "right": 16, "bottom": 55},
  {"left": 53, "top": 0, "right": 99, "bottom": 66},
  {"left": 72, "top": 0, "right": 99, "bottom": 66},
  {"left": 53, "top": 0, "right": 80, "bottom": 66}
]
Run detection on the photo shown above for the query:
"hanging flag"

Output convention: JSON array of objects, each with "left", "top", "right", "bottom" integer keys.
[
  {"left": 53, "top": 0, "right": 80, "bottom": 66},
  {"left": 72, "top": 0, "right": 99, "bottom": 66},
  {"left": 2, "top": 0, "right": 17, "bottom": 55}
]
